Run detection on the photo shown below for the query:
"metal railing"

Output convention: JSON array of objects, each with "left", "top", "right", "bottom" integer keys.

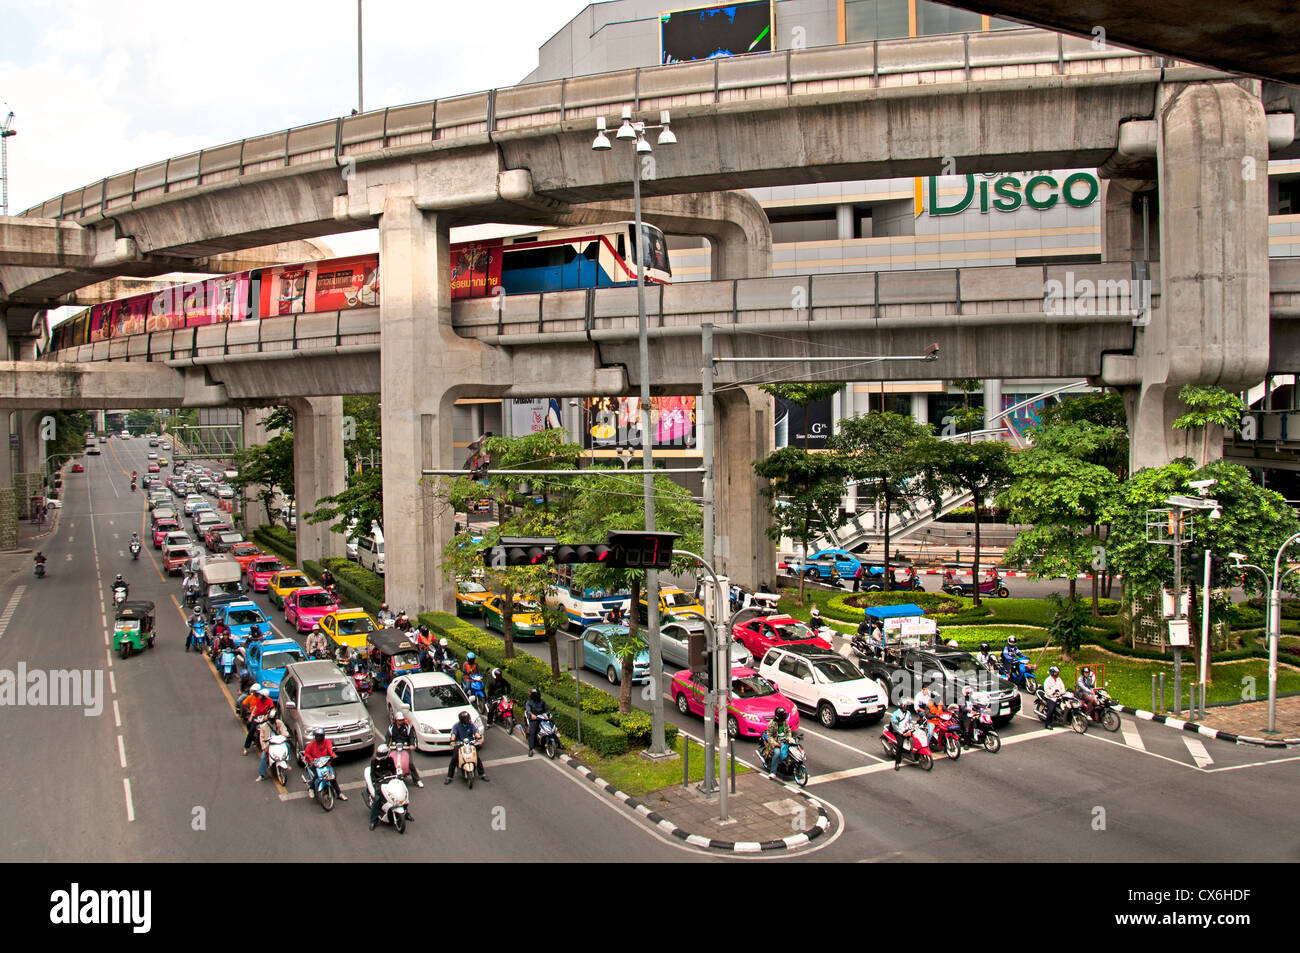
[{"left": 24, "top": 28, "right": 1173, "bottom": 222}]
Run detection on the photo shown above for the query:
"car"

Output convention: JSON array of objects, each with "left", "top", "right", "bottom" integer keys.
[
  {"left": 229, "top": 542, "right": 262, "bottom": 571},
  {"left": 670, "top": 666, "right": 799, "bottom": 739},
  {"left": 163, "top": 544, "right": 193, "bottom": 575},
  {"left": 635, "top": 587, "right": 706, "bottom": 624},
  {"left": 783, "top": 548, "right": 882, "bottom": 584},
  {"left": 193, "top": 510, "right": 223, "bottom": 535},
  {"left": 148, "top": 438, "right": 158, "bottom": 447},
  {"left": 147, "top": 463, "right": 160, "bottom": 473},
  {"left": 147, "top": 452, "right": 157, "bottom": 460},
  {"left": 224, "top": 468, "right": 238, "bottom": 479},
  {"left": 732, "top": 614, "right": 834, "bottom": 658},
  {"left": 151, "top": 518, "right": 180, "bottom": 548},
  {"left": 212, "top": 600, "right": 274, "bottom": 645},
  {"left": 854, "top": 645, "right": 1023, "bottom": 726},
  {"left": 213, "top": 532, "right": 246, "bottom": 555},
  {"left": 385, "top": 672, "right": 483, "bottom": 752},
  {"left": 319, "top": 608, "right": 379, "bottom": 656},
  {"left": 161, "top": 442, "right": 172, "bottom": 451},
  {"left": 182, "top": 494, "right": 205, "bottom": 516},
  {"left": 758, "top": 645, "right": 888, "bottom": 728},
  {"left": 455, "top": 580, "right": 490, "bottom": 616},
  {"left": 240, "top": 638, "right": 306, "bottom": 699},
  {"left": 581, "top": 623, "right": 650, "bottom": 684},
  {"left": 356, "top": 532, "right": 384, "bottom": 574},
  {"left": 284, "top": 586, "right": 340, "bottom": 632},
  {"left": 482, "top": 594, "right": 548, "bottom": 639},
  {"left": 70, "top": 463, "right": 85, "bottom": 473},
  {"left": 659, "top": 617, "right": 754, "bottom": 670},
  {"left": 217, "top": 485, "right": 235, "bottom": 500},
  {"left": 157, "top": 458, "right": 169, "bottom": 466},
  {"left": 279, "top": 660, "right": 375, "bottom": 754},
  {"left": 203, "top": 524, "right": 235, "bottom": 550},
  {"left": 267, "top": 570, "right": 312, "bottom": 610},
  {"left": 85, "top": 445, "right": 101, "bottom": 455},
  {"left": 245, "top": 556, "right": 286, "bottom": 593}
]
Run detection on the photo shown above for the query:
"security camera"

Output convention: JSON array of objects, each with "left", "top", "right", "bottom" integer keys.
[
  {"left": 1209, "top": 507, "right": 1222, "bottom": 520},
  {"left": 1229, "top": 552, "right": 1246, "bottom": 563},
  {"left": 1188, "top": 479, "right": 1217, "bottom": 495}
]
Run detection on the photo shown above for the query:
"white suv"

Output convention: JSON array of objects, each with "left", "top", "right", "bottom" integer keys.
[{"left": 758, "top": 645, "right": 888, "bottom": 729}]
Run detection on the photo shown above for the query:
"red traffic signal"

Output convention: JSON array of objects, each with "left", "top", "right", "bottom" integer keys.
[{"left": 554, "top": 544, "right": 613, "bottom": 564}]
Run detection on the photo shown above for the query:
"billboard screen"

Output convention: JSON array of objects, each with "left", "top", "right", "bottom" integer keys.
[
  {"left": 583, "top": 397, "right": 696, "bottom": 450},
  {"left": 774, "top": 396, "right": 833, "bottom": 450},
  {"left": 661, "top": 1, "right": 773, "bottom": 65}
]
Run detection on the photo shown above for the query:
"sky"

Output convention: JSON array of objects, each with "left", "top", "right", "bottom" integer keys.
[{"left": 0, "top": 0, "right": 592, "bottom": 229}]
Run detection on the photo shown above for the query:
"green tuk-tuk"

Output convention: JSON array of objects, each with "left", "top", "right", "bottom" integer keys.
[{"left": 113, "top": 600, "right": 157, "bottom": 659}]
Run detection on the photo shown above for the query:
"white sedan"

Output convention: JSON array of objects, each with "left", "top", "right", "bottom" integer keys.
[{"left": 385, "top": 672, "right": 484, "bottom": 752}]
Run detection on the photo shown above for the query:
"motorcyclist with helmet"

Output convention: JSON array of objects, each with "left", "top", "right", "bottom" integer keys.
[
  {"left": 386, "top": 712, "right": 424, "bottom": 788},
  {"left": 33, "top": 552, "right": 47, "bottom": 577},
  {"left": 368, "top": 743, "right": 411, "bottom": 829},
  {"left": 762, "top": 707, "right": 794, "bottom": 778},
  {"left": 485, "top": 668, "right": 513, "bottom": 727},
  {"left": 955, "top": 684, "right": 978, "bottom": 741},
  {"left": 304, "top": 625, "right": 328, "bottom": 659},
  {"left": 394, "top": 609, "right": 413, "bottom": 632},
  {"left": 255, "top": 703, "right": 290, "bottom": 782},
  {"left": 890, "top": 699, "right": 917, "bottom": 770},
  {"left": 1000, "top": 635, "right": 1024, "bottom": 673},
  {"left": 524, "top": 687, "right": 551, "bottom": 756},
  {"left": 185, "top": 606, "right": 205, "bottom": 652},
  {"left": 111, "top": 574, "right": 129, "bottom": 603},
  {"left": 376, "top": 603, "right": 395, "bottom": 627},
  {"left": 430, "top": 637, "right": 453, "bottom": 671},
  {"left": 242, "top": 688, "right": 274, "bottom": 754},
  {"left": 975, "top": 642, "right": 996, "bottom": 673},
  {"left": 1042, "top": 665, "right": 1067, "bottom": 729},
  {"left": 1075, "top": 665, "right": 1099, "bottom": 718},
  {"left": 303, "top": 728, "right": 347, "bottom": 801},
  {"left": 444, "top": 710, "right": 488, "bottom": 783},
  {"left": 462, "top": 652, "right": 481, "bottom": 682}
]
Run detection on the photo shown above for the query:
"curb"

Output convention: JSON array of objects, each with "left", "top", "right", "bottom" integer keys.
[
  {"left": 1118, "top": 705, "right": 1300, "bottom": 749},
  {"left": 560, "top": 752, "right": 831, "bottom": 853}
]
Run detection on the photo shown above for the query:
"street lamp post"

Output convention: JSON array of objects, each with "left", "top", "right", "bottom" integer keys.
[
  {"left": 1235, "top": 532, "right": 1300, "bottom": 734},
  {"left": 594, "top": 107, "right": 676, "bottom": 756}
]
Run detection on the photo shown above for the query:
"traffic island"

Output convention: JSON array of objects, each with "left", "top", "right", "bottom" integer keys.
[{"left": 562, "top": 742, "right": 832, "bottom": 854}]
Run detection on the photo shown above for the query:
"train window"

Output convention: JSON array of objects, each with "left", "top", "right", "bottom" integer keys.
[
  {"left": 503, "top": 245, "right": 567, "bottom": 271},
  {"left": 582, "top": 241, "right": 599, "bottom": 261}
]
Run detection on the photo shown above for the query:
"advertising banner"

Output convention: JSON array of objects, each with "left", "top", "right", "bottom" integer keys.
[
  {"left": 511, "top": 398, "right": 563, "bottom": 435},
  {"left": 583, "top": 396, "right": 696, "bottom": 449},
  {"left": 774, "top": 396, "right": 833, "bottom": 449},
  {"left": 449, "top": 240, "right": 503, "bottom": 299},
  {"left": 661, "top": 1, "right": 774, "bottom": 65}
]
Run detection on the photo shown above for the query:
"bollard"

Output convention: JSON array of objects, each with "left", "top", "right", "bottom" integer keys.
[
  {"left": 1151, "top": 675, "right": 1157, "bottom": 714},
  {"left": 1158, "top": 672, "right": 1166, "bottom": 713},
  {"left": 730, "top": 744, "right": 736, "bottom": 794},
  {"left": 683, "top": 738, "right": 689, "bottom": 788}
]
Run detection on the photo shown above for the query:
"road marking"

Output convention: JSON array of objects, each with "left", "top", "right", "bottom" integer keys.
[
  {"left": 1120, "top": 721, "right": 1146, "bottom": 751},
  {"left": 117, "top": 734, "right": 127, "bottom": 768},
  {"left": 109, "top": 671, "right": 117, "bottom": 694},
  {"left": 113, "top": 700, "right": 121, "bottom": 728},
  {"left": 1203, "top": 754, "right": 1300, "bottom": 773},
  {"left": 804, "top": 728, "right": 1053, "bottom": 784},
  {"left": 123, "top": 778, "right": 135, "bottom": 822},
  {"left": 278, "top": 779, "right": 367, "bottom": 802},
  {"left": 1183, "top": 736, "right": 1214, "bottom": 768},
  {"left": 0, "top": 586, "right": 25, "bottom": 640}
]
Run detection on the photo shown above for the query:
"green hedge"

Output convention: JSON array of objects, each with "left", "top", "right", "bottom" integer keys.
[
  {"left": 252, "top": 525, "right": 297, "bottom": 564},
  {"left": 321, "top": 557, "right": 385, "bottom": 614},
  {"left": 418, "top": 611, "right": 676, "bottom": 755}
]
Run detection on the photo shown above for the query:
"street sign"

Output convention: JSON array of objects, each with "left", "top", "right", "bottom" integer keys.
[
  {"left": 1161, "top": 589, "right": 1191, "bottom": 619},
  {"left": 1167, "top": 619, "right": 1191, "bottom": 647}
]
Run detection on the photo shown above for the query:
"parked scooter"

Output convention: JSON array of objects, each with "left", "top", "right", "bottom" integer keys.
[{"left": 881, "top": 723, "right": 935, "bottom": 770}]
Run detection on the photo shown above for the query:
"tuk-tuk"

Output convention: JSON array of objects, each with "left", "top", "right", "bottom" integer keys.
[
  {"left": 366, "top": 630, "right": 421, "bottom": 689},
  {"left": 113, "top": 600, "right": 157, "bottom": 659}
]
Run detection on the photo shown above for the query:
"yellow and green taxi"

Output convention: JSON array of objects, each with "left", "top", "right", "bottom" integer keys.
[
  {"left": 482, "top": 594, "right": 548, "bottom": 640},
  {"left": 267, "top": 569, "right": 312, "bottom": 610},
  {"left": 319, "top": 608, "right": 379, "bottom": 655},
  {"left": 637, "top": 587, "right": 706, "bottom": 624},
  {"left": 455, "top": 580, "right": 491, "bottom": 617}
]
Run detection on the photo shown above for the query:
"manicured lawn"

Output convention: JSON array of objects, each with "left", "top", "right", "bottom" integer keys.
[
  {"left": 569, "top": 735, "right": 752, "bottom": 796},
  {"left": 940, "top": 624, "right": 1048, "bottom": 648}
]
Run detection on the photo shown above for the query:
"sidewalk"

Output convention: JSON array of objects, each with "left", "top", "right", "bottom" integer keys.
[
  {"left": 1193, "top": 695, "right": 1300, "bottom": 740},
  {"left": 16, "top": 504, "right": 60, "bottom": 552},
  {"left": 565, "top": 755, "right": 832, "bottom": 853}
]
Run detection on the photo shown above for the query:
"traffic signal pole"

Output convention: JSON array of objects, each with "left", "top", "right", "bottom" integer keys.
[
  {"left": 701, "top": 323, "right": 717, "bottom": 793},
  {"left": 1199, "top": 546, "right": 1211, "bottom": 696}
]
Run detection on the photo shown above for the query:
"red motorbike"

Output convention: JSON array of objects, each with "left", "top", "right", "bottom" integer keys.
[
  {"left": 923, "top": 709, "right": 963, "bottom": 760},
  {"left": 491, "top": 696, "right": 516, "bottom": 734},
  {"left": 349, "top": 667, "right": 374, "bottom": 701},
  {"left": 880, "top": 723, "right": 935, "bottom": 771}
]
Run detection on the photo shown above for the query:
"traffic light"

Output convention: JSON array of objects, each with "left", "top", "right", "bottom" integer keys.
[
  {"left": 688, "top": 630, "right": 711, "bottom": 690},
  {"left": 1188, "top": 552, "right": 1230, "bottom": 587},
  {"left": 605, "top": 531, "right": 680, "bottom": 570},
  {"left": 484, "top": 536, "right": 556, "bottom": 568},
  {"left": 554, "top": 544, "right": 613, "bottom": 564}
]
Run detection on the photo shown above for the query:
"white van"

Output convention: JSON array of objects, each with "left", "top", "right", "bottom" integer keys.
[{"left": 357, "top": 531, "right": 385, "bottom": 576}]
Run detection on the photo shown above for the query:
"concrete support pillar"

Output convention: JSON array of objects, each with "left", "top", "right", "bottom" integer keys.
[
  {"left": 1100, "top": 178, "right": 1158, "bottom": 263},
  {"left": 910, "top": 392, "right": 929, "bottom": 426},
  {"left": 835, "top": 203, "right": 854, "bottom": 240},
  {"left": 715, "top": 386, "right": 776, "bottom": 590},
  {"left": 1122, "top": 82, "right": 1270, "bottom": 472},
  {"left": 983, "top": 379, "right": 1002, "bottom": 432},
  {"left": 18, "top": 411, "right": 44, "bottom": 476},
  {"left": 288, "top": 396, "right": 346, "bottom": 563},
  {"left": 240, "top": 408, "right": 271, "bottom": 531}
]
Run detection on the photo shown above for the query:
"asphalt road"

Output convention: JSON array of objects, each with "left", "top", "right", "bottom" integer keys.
[{"left": 3, "top": 440, "right": 1297, "bottom": 863}]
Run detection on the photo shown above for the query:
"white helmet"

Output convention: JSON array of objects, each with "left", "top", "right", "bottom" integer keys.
[{"left": 250, "top": 683, "right": 262, "bottom": 693}]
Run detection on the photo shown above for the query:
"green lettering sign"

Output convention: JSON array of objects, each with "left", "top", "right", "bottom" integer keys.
[
  {"left": 928, "top": 175, "right": 974, "bottom": 216},
  {"left": 1024, "top": 174, "right": 1060, "bottom": 210}
]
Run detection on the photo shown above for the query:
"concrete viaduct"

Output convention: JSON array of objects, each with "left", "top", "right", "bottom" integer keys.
[{"left": 0, "top": 28, "right": 1292, "bottom": 611}]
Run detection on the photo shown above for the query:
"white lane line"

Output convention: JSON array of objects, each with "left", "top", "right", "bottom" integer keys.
[
  {"left": 117, "top": 734, "right": 127, "bottom": 768},
  {"left": 1183, "top": 736, "right": 1214, "bottom": 768},
  {"left": 109, "top": 671, "right": 117, "bottom": 695},
  {"left": 123, "top": 778, "right": 135, "bottom": 822},
  {"left": 805, "top": 728, "right": 1053, "bottom": 785},
  {"left": 1203, "top": 754, "right": 1300, "bottom": 773},
  {"left": 278, "top": 779, "right": 367, "bottom": 802},
  {"left": 1120, "top": 721, "right": 1146, "bottom": 751},
  {"left": 113, "top": 700, "right": 121, "bottom": 728}
]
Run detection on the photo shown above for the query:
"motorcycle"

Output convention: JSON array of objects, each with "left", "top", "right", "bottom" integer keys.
[
  {"left": 998, "top": 653, "right": 1038, "bottom": 694},
  {"left": 958, "top": 703, "right": 1001, "bottom": 753},
  {"left": 388, "top": 741, "right": 417, "bottom": 783},
  {"left": 465, "top": 673, "right": 488, "bottom": 714},
  {"left": 942, "top": 574, "right": 1010, "bottom": 599},
  {"left": 881, "top": 723, "right": 935, "bottom": 771},
  {"left": 267, "top": 733, "right": 292, "bottom": 786},
  {"left": 491, "top": 696, "right": 516, "bottom": 734},
  {"left": 1081, "top": 688, "right": 1122, "bottom": 732},
  {"left": 301, "top": 754, "right": 340, "bottom": 811},
  {"left": 364, "top": 766, "right": 410, "bottom": 832},
  {"left": 349, "top": 667, "right": 374, "bottom": 701},
  {"left": 112, "top": 586, "right": 128, "bottom": 607},
  {"left": 1034, "top": 689, "right": 1088, "bottom": 733},
  {"left": 756, "top": 730, "right": 809, "bottom": 786},
  {"left": 185, "top": 618, "right": 206, "bottom": 653},
  {"left": 33, "top": 561, "right": 46, "bottom": 579},
  {"left": 923, "top": 710, "right": 963, "bottom": 760},
  {"left": 456, "top": 738, "right": 481, "bottom": 789},
  {"left": 524, "top": 710, "right": 562, "bottom": 759},
  {"left": 219, "top": 649, "right": 236, "bottom": 683},
  {"left": 129, "top": 541, "right": 141, "bottom": 561}
]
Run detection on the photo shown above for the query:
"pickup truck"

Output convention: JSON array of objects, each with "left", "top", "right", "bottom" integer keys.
[{"left": 852, "top": 645, "right": 1022, "bottom": 726}]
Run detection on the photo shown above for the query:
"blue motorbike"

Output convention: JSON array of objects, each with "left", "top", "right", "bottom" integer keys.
[
  {"left": 186, "top": 619, "right": 206, "bottom": 653},
  {"left": 219, "top": 649, "right": 236, "bottom": 683},
  {"left": 998, "top": 652, "right": 1038, "bottom": 693},
  {"left": 301, "top": 755, "right": 339, "bottom": 812},
  {"left": 465, "top": 673, "right": 488, "bottom": 715}
]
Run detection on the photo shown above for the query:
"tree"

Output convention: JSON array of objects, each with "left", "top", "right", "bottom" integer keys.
[
  {"left": 754, "top": 446, "right": 848, "bottom": 606},
  {"left": 827, "top": 412, "right": 942, "bottom": 589},
  {"left": 304, "top": 395, "right": 384, "bottom": 544},
  {"left": 1173, "top": 386, "right": 1245, "bottom": 467},
  {"left": 566, "top": 469, "right": 702, "bottom": 714},
  {"left": 1046, "top": 593, "right": 1087, "bottom": 662},
  {"left": 949, "top": 378, "right": 984, "bottom": 439},
  {"left": 231, "top": 407, "right": 295, "bottom": 527},
  {"left": 933, "top": 441, "right": 1014, "bottom": 607},
  {"left": 126, "top": 408, "right": 162, "bottom": 435}
]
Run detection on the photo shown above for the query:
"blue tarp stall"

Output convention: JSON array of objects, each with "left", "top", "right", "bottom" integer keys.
[{"left": 862, "top": 604, "right": 926, "bottom": 620}]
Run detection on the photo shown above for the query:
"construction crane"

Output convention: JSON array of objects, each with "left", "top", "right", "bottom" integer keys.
[{"left": 1, "top": 111, "right": 15, "bottom": 216}]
